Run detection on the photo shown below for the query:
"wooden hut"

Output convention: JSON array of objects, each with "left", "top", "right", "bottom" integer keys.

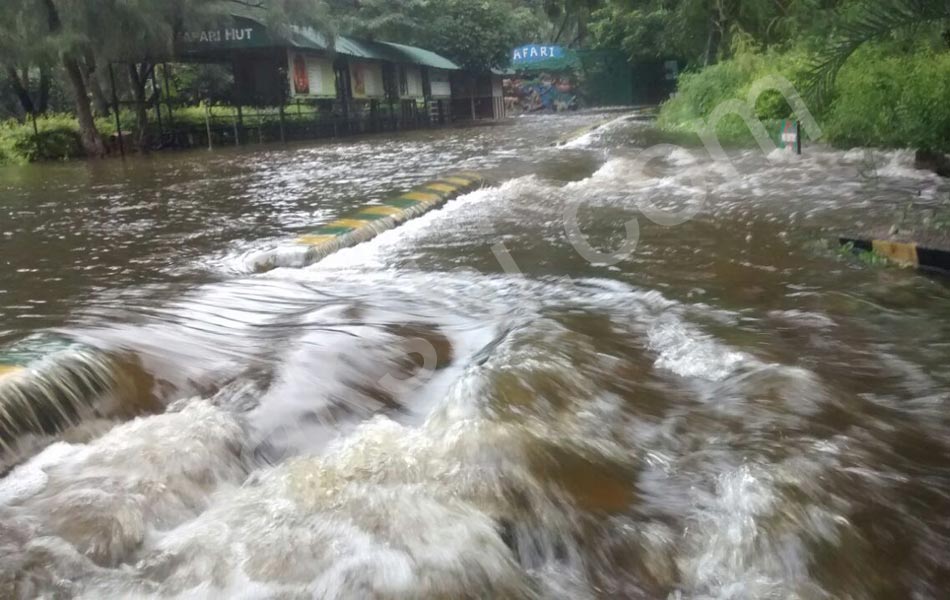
[{"left": 174, "top": 10, "right": 491, "bottom": 139}]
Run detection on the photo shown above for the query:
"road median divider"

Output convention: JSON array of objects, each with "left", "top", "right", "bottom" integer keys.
[
  {"left": 839, "top": 237, "right": 950, "bottom": 273},
  {"left": 0, "top": 339, "right": 159, "bottom": 463},
  {"left": 250, "top": 172, "right": 485, "bottom": 272}
]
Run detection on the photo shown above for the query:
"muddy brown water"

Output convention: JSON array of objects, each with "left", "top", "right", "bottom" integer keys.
[{"left": 1, "top": 111, "right": 950, "bottom": 598}]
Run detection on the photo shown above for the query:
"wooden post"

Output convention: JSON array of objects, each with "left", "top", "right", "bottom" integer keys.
[
  {"left": 278, "top": 104, "right": 286, "bottom": 143},
  {"left": 470, "top": 74, "right": 476, "bottom": 121},
  {"left": 108, "top": 63, "right": 125, "bottom": 157},
  {"left": 204, "top": 102, "right": 213, "bottom": 150},
  {"left": 421, "top": 67, "right": 431, "bottom": 127},
  {"left": 236, "top": 105, "right": 244, "bottom": 145},
  {"left": 30, "top": 111, "right": 41, "bottom": 157},
  {"left": 151, "top": 68, "right": 163, "bottom": 144},
  {"left": 232, "top": 112, "right": 240, "bottom": 146},
  {"left": 162, "top": 63, "right": 175, "bottom": 144}
]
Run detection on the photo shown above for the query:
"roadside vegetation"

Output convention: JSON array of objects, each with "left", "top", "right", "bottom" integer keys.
[
  {"left": 657, "top": 41, "right": 950, "bottom": 153},
  {"left": 0, "top": 105, "right": 322, "bottom": 164},
  {"left": 599, "top": 0, "right": 950, "bottom": 154},
  {"left": 0, "top": 0, "right": 549, "bottom": 165},
  {"left": 1, "top": 0, "right": 949, "bottom": 164}
]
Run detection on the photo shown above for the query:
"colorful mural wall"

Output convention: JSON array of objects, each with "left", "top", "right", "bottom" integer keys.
[
  {"left": 503, "top": 73, "right": 577, "bottom": 113},
  {"left": 503, "top": 47, "right": 636, "bottom": 113}
]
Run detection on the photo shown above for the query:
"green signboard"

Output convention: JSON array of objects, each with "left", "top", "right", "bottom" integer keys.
[
  {"left": 177, "top": 17, "right": 272, "bottom": 52},
  {"left": 774, "top": 119, "right": 801, "bottom": 154}
]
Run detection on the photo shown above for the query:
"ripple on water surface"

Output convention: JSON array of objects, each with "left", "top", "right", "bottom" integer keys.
[{"left": 2, "top": 113, "right": 950, "bottom": 598}]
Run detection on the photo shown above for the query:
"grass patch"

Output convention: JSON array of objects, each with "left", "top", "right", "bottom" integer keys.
[
  {"left": 838, "top": 241, "right": 897, "bottom": 268},
  {"left": 0, "top": 103, "right": 350, "bottom": 164}
]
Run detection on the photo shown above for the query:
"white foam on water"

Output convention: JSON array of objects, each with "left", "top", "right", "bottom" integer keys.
[
  {"left": 1, "top": 272, "right": 693, "bottom": 597},
  {"left": 0, "top": 267, "right": 853, "bottom": 598},
  {"left": 0, "top": 400, "right": 248, "bottom": 578},
  {"left": 766, "top": 309, "right": 837, "bottom": 330},
  {"left": 48, "top": 407, "right": 572, "bottom": 598},
  {"left": 647, "top": 317, "right": 748, "bottom": 382},
  {"left": 0, "top": 442, "right": 80, "bottom": 506},
  {"left": 560, "top": 114, "right": 637, "bottom": 149}
]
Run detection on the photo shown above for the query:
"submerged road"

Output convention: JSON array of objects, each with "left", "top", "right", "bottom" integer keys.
[{"left": 1, "top": 111, "right": 950, "bottom": 598}]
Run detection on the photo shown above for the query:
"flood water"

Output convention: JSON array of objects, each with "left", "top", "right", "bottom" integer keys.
[{"left": 1, "top": 111, "right": 950, "bottom": 598}]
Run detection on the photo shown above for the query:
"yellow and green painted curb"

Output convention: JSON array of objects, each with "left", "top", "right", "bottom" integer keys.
[
  {"left": 839, "top": 237, "right": 950, "bottom": 273},
  {"left": 1, "top": 173, "right": 487, "bottom": 454},
  {"left": 0, "top": 339, "right": 157, "bottom": 457},
  {"left": 252, "top": 171, "right": 486, "bottom": 272},
  {"left": 0, "top": 364, "right": 23, "bottom": 380}
]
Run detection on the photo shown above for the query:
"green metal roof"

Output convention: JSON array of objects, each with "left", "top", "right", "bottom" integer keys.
[
  {"left": 289, "top": 27, "right": 459, "bottom": 70},
  {"left": 375, "top": 41, "right": 460, "bottom": 70},
  {"left": 222, "top": 10, "right": 460, "bottom": 70}
]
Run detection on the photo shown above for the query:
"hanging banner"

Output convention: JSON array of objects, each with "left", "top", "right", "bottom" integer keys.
[
  {"left": 291, "top": 53, "right": 309, "bottom": 95},
  {"left": 287, "top": 52, "right": 336, "bottom": 98},
  {"left": 512, "top": 45, "right": 565, "bottom": 65}
]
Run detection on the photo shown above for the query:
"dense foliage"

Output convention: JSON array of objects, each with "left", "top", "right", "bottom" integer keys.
[
  {"left": 653, "top": 1, "right": 950, "bottom": 153},
  {"left": 1, "top": 0, "right": 949, "bottom": 164},
  {"left": 327, "top": 0, "right": 541, "bottom": 72}
]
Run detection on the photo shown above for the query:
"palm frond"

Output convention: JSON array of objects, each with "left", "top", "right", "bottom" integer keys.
[{"left": 805, "top": 0, "right": 950, "bottom": 102}]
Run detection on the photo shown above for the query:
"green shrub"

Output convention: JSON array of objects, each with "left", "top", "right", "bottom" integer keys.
[
  {"left": 822, "top": 45, "right": 950, "bottom": 153},
  {"left": 658, "top": 42, "right": 950, "bottom": 153},
  {"left": 12, "top": 127, "right": 83, "bottom": 162},
  {"left": 657, "top": 46, "right": 812, "bottom": 144},
  {"left": 0, "top": 114, "right": 86, "bottom": 164}
]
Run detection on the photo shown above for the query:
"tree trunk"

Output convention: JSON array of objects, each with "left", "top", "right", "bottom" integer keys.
[
  {"left": 43, "top": 0, "right": 103, "bottom": 156},
  {"left": 64, "top": 55, "right": 105, "bottom": 157},
  {"left": 37, "top": 64, "right": 51, "bottom": 113},
  {"left": 575, "top": 5, "right": 589, "bottom": 46},
  {"left": 83, "top": 53, "right": 111, "bottom": 117},
  {"left": 128, "top": 63, "right": 152, "bottom": 151},
  {"left": 5, "top": 66, "right": 34, "bottom": 115},
  {"left": 703, "top": 14, "right": 721, "bottom": 67},
  {"left": 553, "top": 13, "right": 570, "bottom": 45}
]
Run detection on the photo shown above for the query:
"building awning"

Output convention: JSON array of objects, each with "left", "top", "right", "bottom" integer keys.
[
  {"left": 290, "top": 29, "right": 460, "bottom": 70},
  {"left": 374, "top": 41, "right": 460, "bottom": 70},
  {"left": 178, "top": 11, "right": 460, "bottom": 70}
]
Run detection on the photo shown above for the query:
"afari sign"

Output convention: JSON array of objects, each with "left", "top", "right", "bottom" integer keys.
[
  {"left": 512, "top": 45, "right": 565, "bottom": 65},
  {"left": 178, "top": 17, "right": 270, "bottom": 51},
  {"left": 181, "top": 27, "right": 255, "bottom": 43}
]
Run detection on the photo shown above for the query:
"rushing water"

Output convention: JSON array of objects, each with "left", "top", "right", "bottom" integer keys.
[{"left": 2, "top": 111, "right": 950, "bottom": 599}]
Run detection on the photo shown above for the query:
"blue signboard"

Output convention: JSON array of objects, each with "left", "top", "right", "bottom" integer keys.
[{"left": 512, "top": 44, "right": 565, "bottom": 64}]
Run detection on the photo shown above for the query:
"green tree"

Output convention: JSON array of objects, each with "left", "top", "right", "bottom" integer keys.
[
  {"left": 419, "top": 0, "right": 540, "bottom": 70},
  {"left": 2, "top": 0, "right": 332, "bottom": 156},
  {"left": 590, "top": 0, "right": 844, "bottom": 67},
  {"left": 327, "top": 0, "right": 428, "bottom": 40},
  {"left": 808, "top": 0, "right": 950, "bottom": 99},
  {"left": 0, "top": 0, "right": 56, "bottom": 118},
  {"left": 329, "top": 0, "right": 542, "bottom": 71},
  {"left": 542, "top": 0, "right": 602, "bottom": 45}
]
